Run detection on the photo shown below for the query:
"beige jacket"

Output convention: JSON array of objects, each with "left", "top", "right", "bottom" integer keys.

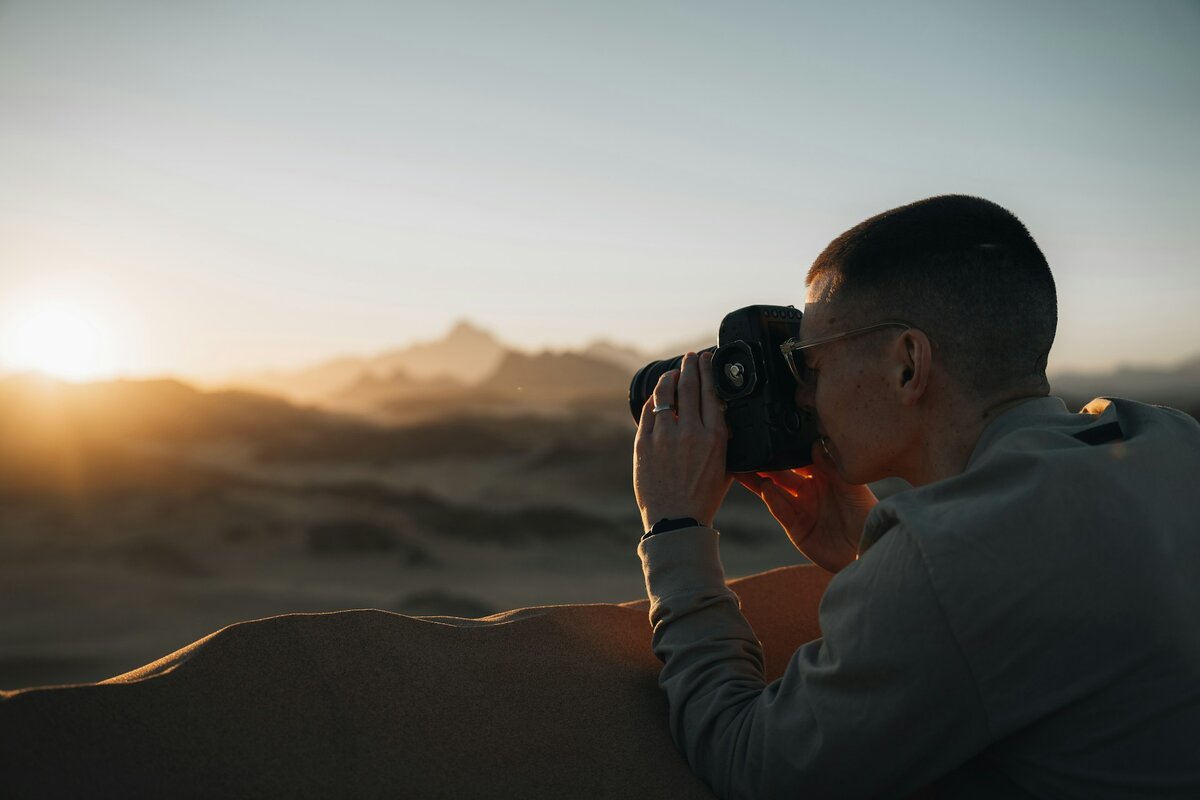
[{"left": 640, "top": 396, "right": 1200, "bottom": 799}]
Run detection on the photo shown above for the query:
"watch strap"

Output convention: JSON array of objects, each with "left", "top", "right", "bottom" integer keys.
[{"left": 641, "top": 516, "right": 701, "bottom": 541}]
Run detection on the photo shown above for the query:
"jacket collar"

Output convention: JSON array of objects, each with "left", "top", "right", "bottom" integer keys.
[{"left": 966, "top": 395, "right": 1072, "bottom": 469}]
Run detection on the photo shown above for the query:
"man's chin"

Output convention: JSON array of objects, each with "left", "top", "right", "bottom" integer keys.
[
  {"left": 828, "top": 452, "right": 865, "bottom": 485},
  {"left": 823, "top": 441, "right": 890, "bottom": 486},
  {"left": 836, "top": 458, "right": 888, "bottom": 488}
]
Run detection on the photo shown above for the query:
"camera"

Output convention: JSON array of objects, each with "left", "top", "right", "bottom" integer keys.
[{"left": 628, "top": 304, "right": 817, "bottom": 472}]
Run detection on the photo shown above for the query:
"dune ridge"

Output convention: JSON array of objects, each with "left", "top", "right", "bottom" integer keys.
[{"left": 0, "top": 564, "right": 829, "bottom": 798}]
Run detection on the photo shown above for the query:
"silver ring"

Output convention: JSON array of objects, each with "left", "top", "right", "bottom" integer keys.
[{"left": 652, "top": 404, "right": 675, "bottom": 414}]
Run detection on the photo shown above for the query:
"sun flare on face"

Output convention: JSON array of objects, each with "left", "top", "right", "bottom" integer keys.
[{"left": 1, "top": 297, "right": 120, "bottom": 382}]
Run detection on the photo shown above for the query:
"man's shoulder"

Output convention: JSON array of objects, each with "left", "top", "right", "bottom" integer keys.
[
  {"left": 976, "top": 395, "right": 1199, "bottom": 461},
  {"left": 852, "top": 397, "right": 1200, "bottom": 795},
  {"left": 1079, "top": 395, "right": 1200, "bottom": 437},
  {"left": 865, "top": 395, "right": 1200, "bottom": 551}
]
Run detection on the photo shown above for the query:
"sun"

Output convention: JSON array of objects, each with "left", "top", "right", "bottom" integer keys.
[{"left": 0, "top": 298, "right": 120, "bottom": 382}]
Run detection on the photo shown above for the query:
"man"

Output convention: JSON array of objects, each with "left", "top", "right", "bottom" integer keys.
[{"left": 632, "top": 195, "right": 1200, "bottom": 799}]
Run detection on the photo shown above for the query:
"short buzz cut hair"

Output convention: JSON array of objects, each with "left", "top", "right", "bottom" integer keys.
[{"left": 807, "top": 194, "right": 1058, "bottom": 397}]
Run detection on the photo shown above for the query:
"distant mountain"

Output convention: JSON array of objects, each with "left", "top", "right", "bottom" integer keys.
[
  {"left": 326, "top": 365, "right": 466, "bottom": 419},
  {"left": 218, "top": 354, "right": 371, "bottom": 404},
  {"left": 580, "top": 336, "right": 716, "bottom": 375},
  {"left": 480, "top": 351, "right": 630, "bottom": 400},
  {"left": 217, "top": 320, "right": 502, "bottom": 405},
  {"left": 0, "top": 373, "right": 382, "bottom": 494},
  {"left": 212, "top": 321, "right": 712, "bottom": 409},
  {"left": 580, "top": 340, "right": 650, "bottom": 374},
  {"left": 1050, "top": 354, "right": 1200, "bottom": 408},
  {"left": 325, "top": 349, "right": 636, "bottom": 423},
  {"left": 0, "top": 373, "right": 366, "bottom": 444},
  {"left": 192, "top": 322, "right": 1200, "bottom": 425},
  {"left": 369, "top": 320, "right": 505, "bottom": 384}
]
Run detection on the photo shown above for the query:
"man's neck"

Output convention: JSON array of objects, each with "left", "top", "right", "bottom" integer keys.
[{"left": 905, "top": 389, "right": 1046, "bottom": 487}]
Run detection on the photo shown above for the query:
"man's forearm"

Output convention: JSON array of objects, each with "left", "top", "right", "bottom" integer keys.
[{"left": 639, "top": 527, "right": 771, "bottom": 798}]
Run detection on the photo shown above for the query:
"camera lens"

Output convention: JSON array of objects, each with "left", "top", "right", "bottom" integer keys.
[{"left": 628, "top": 346, "right": 718, "bottom": 420}]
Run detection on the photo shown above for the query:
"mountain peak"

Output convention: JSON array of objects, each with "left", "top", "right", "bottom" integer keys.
[
  {"left": 447, "top": 318, "right": 490, "bottom": 336},
  {"left": 444, "top": 319, "right": 501, "bottom": 346},
  {"left": 368, "top": 320, "right": 506, "bottom": 385}
]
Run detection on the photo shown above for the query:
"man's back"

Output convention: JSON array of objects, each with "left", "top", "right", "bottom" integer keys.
[
  {"left": 872, "top": 396, "right": 1200, "bottom": 797},
  {"left": 639, "top": 396, "right": 1200, "bottom": 798}
]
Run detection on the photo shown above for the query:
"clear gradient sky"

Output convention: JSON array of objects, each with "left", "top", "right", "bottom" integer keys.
[{"left": 1, "top": 1, "right": 1197, "bottom": 382}]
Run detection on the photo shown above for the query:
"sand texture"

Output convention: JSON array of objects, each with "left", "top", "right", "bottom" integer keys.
[
  {"left": 0, "top": 564, "right": 830, "bottom": 798},
  {"left": 0, "top": 376, "right": 816, "bottom": 690}
]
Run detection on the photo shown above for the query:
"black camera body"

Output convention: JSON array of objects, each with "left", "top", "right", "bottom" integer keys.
[{"left": 629, "top": 304, "right": 818, "bottom": 473}]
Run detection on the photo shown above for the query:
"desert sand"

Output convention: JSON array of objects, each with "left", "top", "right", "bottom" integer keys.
[
  {"left": 3, "top": 342, "right": 1180, "bottom": 795},
  {"left": 0, "top": 373, "right": 830, "bottom": 797},
  {"left": 1, "top": 564, "right": 830, "bottom": 798},
  {"left": 0, "top": 374, "right": 813, "bottom": 691}
]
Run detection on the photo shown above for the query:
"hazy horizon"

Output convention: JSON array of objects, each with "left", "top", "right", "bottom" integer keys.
[
  {"left": 3, "top": 313, "right": 1199, "bottom": 390},
  {"left": 3, "top": 2, "right": 1198, "bottom": 382}
]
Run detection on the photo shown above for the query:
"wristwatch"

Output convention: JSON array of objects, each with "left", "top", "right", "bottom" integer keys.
[{"left": 641, "top": 516, "right": 701, "bottom": 541}]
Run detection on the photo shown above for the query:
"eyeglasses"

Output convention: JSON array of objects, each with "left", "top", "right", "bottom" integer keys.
[{"left": 779, "top": 322, "right": 911, "bottom": 385}]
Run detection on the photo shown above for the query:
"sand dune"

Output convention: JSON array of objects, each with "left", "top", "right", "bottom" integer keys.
[
  {"left": 1, "top": 565, "right": 830, "bottom": 798},
  {"left": 0, "top": 374, "right": 805, "bottom": 693}
]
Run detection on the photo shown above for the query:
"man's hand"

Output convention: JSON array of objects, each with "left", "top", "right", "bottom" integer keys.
[
  {"left": 633, "top": 351, "right": 733, "bottom": 531},
  {"left": 736, "top": 442, "right": 877, "bottom": 573}
]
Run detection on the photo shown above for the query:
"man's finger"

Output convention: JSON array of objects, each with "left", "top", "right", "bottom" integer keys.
[
  {"left": 651, "top": 368, "right": 679, "bottom": 423},
  {"left": 698, "top": 350, "right": 724, "bottom": 430},
  {"left": 737, "top": 474, "right": 816, "bottom": 543},
  {"left": 734, "top": 473, "right": 763, "bottom": 496},
  {"left": 756, "top": 468, "right": 815, "bottom": 497},
  {"left": 735, "top": 474, "right": 793, "bottom": 522},
  {"left": 676, "top": 352, "right": 700, "bottom": 423},
  {"left": 637, "top": 395, "right": 656, "bottom": 438},
  {"left": 756, "top": 480, "right": 801, "bottom": 530}
]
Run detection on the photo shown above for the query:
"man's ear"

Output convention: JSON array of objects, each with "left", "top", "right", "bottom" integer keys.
[{"left": 893, "top": 329, "right": 931, "bottom": 404}]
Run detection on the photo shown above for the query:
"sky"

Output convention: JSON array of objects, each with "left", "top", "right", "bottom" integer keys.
[{"left": 1, "top": 0, "right": 1198, "bottom": 382}]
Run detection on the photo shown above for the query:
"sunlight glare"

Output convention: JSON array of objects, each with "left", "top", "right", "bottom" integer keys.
[{"left": 1, "top": 298, "right": 119, "bottom": 382}]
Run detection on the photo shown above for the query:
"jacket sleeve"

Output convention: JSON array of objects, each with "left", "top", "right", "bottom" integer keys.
[{"left": 638, "top": 525, "right": 993, "bottom": 799}]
